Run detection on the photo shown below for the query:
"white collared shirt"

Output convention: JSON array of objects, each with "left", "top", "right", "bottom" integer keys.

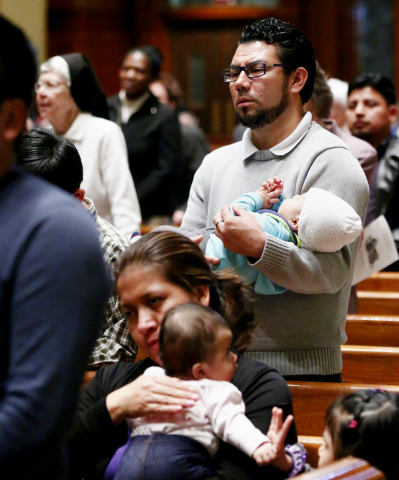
[
  {"left": 241, "top": 112, "right": 313, "bottom": 160},
  {"left": 119, "top": 90, "right": 150, "bottom": 124}
]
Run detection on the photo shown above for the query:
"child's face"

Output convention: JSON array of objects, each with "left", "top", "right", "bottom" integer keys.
[
  {"left": 318, "top": 428, "right": 335, "bottom": 468},
  {"left": 202, "top": 327, "right": 238, "bottom": 382},
  {"left": 277, "top": 193, "right": 308, "bottom": 231}
]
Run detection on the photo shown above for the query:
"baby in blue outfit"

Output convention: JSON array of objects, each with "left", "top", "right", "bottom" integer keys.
[{"left": 206, "top": 177, "right": 362, "bottom": 295}]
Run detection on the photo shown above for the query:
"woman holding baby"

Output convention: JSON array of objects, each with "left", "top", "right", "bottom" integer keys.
[{"left": 68, "top": 231, "right": 298, "bottom": 480}]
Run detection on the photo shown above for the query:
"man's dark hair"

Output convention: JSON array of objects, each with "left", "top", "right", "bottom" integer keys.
[
  {"left": 348, "top": 73, "right": 397, "bottom": 106},
  {"left": 125, "top": 45, "right": 163, "bottom": 78},
  {"left": 16, "top": 129, "right": 83, "bottom": 194},
  {"left": 238, "top": 17, "right": 316, "bottom": 104},
  {"left": 160, "top": 303, "right": 230, "bottom": 378},
  {"left": 309, "top": 61, "right": 333, "bottom": 119},
  {"left": 0, "top": 16, "right": 37, "bottom": 106}
]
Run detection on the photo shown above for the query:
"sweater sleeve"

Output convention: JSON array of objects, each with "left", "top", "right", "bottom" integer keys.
[
  {"left": 205, "top": 382, "right": 269, "bottom": 457},
  {"left": 99, "top": 122, "right": 142, "bottom": 236},
  {"left": 0, "top": 203, "right": 111, "bottom": 479},
  {"left": 250, "top": 147, "right": 369, "bottom": 294}
]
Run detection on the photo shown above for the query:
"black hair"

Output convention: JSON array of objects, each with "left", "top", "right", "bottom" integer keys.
[
  {"left": 16, "top": 128, "right": 83, "bottom": 194},
  {"left": 125, "top": 45, "right": 163, "bottom": 78},
  {"left": 0, "top": 16, "right": 37, "bottom": 106},
  {"left": 348, "top": 73, "right": 397, "bottom": 106},
  {"left": 116, "top": 231, "right": 256, "bottom": 353},
  {"left": 325, "top": 389, "right": 399, "bottom": 480},
  {"left": 238, "top": 17, "right": 316, "bottom": 104},
  {"left": 160, "top": 303, "right": 230, "bottom": 378}
]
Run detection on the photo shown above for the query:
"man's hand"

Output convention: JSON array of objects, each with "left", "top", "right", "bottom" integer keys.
[{"left": 213, "top": 204, "right": 266, "bottom": 260}]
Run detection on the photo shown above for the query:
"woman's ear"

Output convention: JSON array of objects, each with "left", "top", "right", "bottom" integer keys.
[
  {"left": 290, "top": 67, "right": 308, "bottom": 96},
  {"left": 192, "top": 363, "right": 206, "bottom": 380},
  {"left": 194, "top": 285, "right": 210, "bottom": 307}
]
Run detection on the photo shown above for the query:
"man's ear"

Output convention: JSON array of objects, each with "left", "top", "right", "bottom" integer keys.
[
  {"left": 192, "top": 363, "right": 206, "bottom": 380},
  {"left": 73, "top": 188, "right": 85, "bottom": 202},
  {"left": 290, "top": 67, "right": 308, "bottom": 96},
  {"left": 194, "top": 285, "right": 210, "bottom": 307},
  {"left": 0, "top": 98, "right": 27, "bottom": 141},
  {"left": 388, "top": 104, "right": 398, "bottom": 125}
]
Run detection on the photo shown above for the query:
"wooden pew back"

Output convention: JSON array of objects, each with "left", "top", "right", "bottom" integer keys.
[
  {"left": 289, "top": 381, "right": 399, "bottom": 437},
  {"left": 357, "top": 291, "right": 399, "bottom": 316},
  {"left": 357, "top": 272, "right": 399, "bottom": 292},
  {"left": 341, "top": 345, "right": 399, "bottom": 384},
  {"left": 346, "top": 315, "right": 399, "bottom": 347},
  {"left": 295, "top": 457, "right": 384, "bottom": 480}
]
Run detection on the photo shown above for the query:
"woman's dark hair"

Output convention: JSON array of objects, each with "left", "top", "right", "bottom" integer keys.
[
  {"left": 16, "top": 128, "right": 83, "bottom": 194},
  {"left": 325, "top": 389, "right": 399, "bottom": 480},
  {"left": 160, "top": 303, "right": 230, "bottom": 377},
  {"left": 125, "top": 45, "right": 163, "bottom": 78},
  {"left": 116, "top": 231, "right": 256, "bottom": 352},
  {"left": 348, "top": 73, "right": 397, "bottom": 106},
  {"left": 238, "top": 17, "right": 315, "bottom": 104}
]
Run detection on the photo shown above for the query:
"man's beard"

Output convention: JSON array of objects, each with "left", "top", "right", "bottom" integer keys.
[{"left": 237, "top": 78, "right": 289, "bottom": 129}]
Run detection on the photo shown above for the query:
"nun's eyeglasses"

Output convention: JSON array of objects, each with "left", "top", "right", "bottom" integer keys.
[{"left": 34, "top": 80, "right": 67, "bottom": 92}]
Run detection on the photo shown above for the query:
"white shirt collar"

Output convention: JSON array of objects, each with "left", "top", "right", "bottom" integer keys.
[
  {"left": 64, "top": 112, "right": 92, "bottom": 142},
  {"left": 119, "top": 90, "right": 150, "bottom": 123},
  {"left": 241, "top": 112, "right": 313, "bottom": 160}
]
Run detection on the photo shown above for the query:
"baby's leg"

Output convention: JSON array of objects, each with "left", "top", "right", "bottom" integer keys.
[{"left": 115, "top": 434, "right": 215, "bottom": 480}]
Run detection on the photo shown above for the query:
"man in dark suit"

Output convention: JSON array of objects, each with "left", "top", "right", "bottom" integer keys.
[{"left": 107, "top": 46, "right": 181, "bottom": 223}]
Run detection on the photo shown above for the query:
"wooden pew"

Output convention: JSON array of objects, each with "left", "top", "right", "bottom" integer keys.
[
  {"left": 346, "top": 314, "right": 399, "bottom": 347},
  {"left": 357, "top": 271, "right": 399, "bottom": 292},
  {"left": 357, "top": 290, "right": 399, "bottom": 315},
  {"left": 341, "top": 345, "right": 399, "bottom": 384},
  {"left": 288, "top": 381, "right": 399, "bottom": 437},
  {"left": 295, "top": 457, "right": 384, "bottom": 480},
  {"left": 298, "top": 435, "right": 322, "bottom": 468}
]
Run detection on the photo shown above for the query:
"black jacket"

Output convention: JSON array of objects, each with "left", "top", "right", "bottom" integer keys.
[
  {"left": 107, "top": 93, "right": 182, "bottom": 220},
  {"left": 368, "top": 135, "right": 399, "bottom": 270}
]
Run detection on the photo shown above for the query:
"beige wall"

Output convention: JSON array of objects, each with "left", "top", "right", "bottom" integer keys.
[{"left": 0, "top": 0, "right": 48, "bottom": 64}]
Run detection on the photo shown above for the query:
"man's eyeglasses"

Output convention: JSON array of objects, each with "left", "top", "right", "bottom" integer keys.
[
  {"left": 34, "top": 80, "right": 67, "bottom": 92},
  {"left": 221, "top": 62, "right": 293, "bottom": 83}
]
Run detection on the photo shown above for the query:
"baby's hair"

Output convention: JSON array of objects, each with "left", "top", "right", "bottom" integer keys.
[
  {"left": 325, "top": 389, "right": 399, "bottom": 480},
  {"left": 159, "top": 303, "right": 231, "bottom": 378}
]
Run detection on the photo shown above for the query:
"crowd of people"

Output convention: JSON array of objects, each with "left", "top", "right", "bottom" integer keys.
[{"left": 1, "top": 11, "right": 399, "bottom": 480}]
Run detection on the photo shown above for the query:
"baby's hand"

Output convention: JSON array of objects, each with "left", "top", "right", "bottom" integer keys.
[
  {"left": 256, "top": 177, "right": 284, "bottom": 209},
  {"left": 252, "top": 442, "right": 277, "bottom": 466},
  {"left": 267, "top": 407, "right": 294, "bottom": 472}
]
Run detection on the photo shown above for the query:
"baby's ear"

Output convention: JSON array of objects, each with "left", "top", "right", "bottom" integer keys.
[
  {"left": 289, "top": 216, "right": 300, "bottom": 231},
  {"left": 192, "top": 363, "right": 206, "bottom": 380}
]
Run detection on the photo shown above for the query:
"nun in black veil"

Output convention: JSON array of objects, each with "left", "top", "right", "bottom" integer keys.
[{"left": 35, "top": 53, "right": 141, "bottom": 237}]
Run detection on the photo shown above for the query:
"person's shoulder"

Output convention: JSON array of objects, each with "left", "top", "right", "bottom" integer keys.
[
  {"left": 306, "top": 122, "right": 351, "bottom": 150},
  {"left": 107, "top": 94, "right": 120, "bottom": 108},
  {"left": 385, "top": 134, "right": 399, "bottom": 157},
  {"left": 233, "top": 354, "right": 291, "bottom": 402},
  {"left": 338, "top": 130, "right": 377, "bottom": 159},
  {"left": 94, "top": 358, "right": 157, "bottom": 391},
  {"left": 95, "top": 213, "right": 130, "bottom": 250},
  {"left": 82, "top": 113, "right": 122, "bottom": 134}
]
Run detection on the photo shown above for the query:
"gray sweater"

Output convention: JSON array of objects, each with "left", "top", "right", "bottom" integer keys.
[{"left": 182, "top": 122, "right": 369, "bottom": 375}]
